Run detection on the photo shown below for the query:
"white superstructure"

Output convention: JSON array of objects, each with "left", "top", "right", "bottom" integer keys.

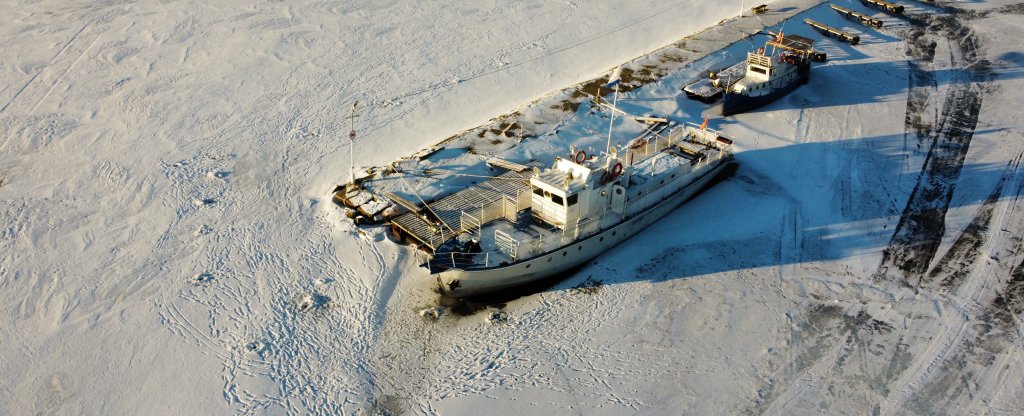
[{"left": 425, "top": 120, "right": 736, "bottom": 298}]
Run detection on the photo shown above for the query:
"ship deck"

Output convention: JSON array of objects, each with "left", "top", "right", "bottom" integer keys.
[
  {"left": 389, "top": 163, "right": 541, "bottom": 251},
  {"left": 683, "top": 61, "right": 746, "bottom": 101},
  {"left": 426, "top": 125, "right": 732, "bottom": 273}
]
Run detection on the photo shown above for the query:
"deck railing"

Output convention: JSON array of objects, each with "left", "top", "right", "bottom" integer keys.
[{"left": 429, "top": 129, "right": 731, "bottom": 272}]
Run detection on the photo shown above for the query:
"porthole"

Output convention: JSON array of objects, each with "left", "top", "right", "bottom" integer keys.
[
  {"left": 547, "top": 257, "right": 552, "bottom": 262},
  {"left": 600, "top": 237, "right": 604, "bottom": 242},
  {"left": 578, "top": 246, "right": 582, "bottom": 251},
  {"left": 563, "top": 251, "right": 567, "bottom": 256},
  {"left": 525, "top": 264, "right": 531, "bottom": 269},
  {"left": 612, "top": 231, "right": 617, "bottom": 236}
]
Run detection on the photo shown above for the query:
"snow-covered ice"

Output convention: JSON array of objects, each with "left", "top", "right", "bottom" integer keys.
[{"left": 2, "top": 0, "right": 1024, "bottom": 415}]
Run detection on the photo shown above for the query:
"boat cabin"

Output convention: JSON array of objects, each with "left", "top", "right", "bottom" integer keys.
[
  {"left": 745, "top": 52, "right": 774, "bottom": 82},
  {"left": 529, "top": 153, "right": 626, "bottom": 229}
]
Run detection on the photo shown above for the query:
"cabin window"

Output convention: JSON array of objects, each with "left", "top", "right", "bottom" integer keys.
[
  {"left": 751, "top": 66, "right": 767, "bottom": 75},
  {"left": 567, "top": 194, "right": 579, "bottom": 206},
  {"left": 533, "top": 186, "right": 544, "bottom": 196},
  {"left": 552, "top": 194, "right": 564, "bottom": 205}
]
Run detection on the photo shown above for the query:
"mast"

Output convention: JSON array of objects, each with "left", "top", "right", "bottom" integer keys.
[
  {"left": 348, "top": 101, "right": 359, "bottom": 185},
  {"left": 605, "top": 66, "right": 622, "bottom": 155}
]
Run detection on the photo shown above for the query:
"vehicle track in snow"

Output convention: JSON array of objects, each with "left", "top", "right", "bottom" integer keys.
[
  {"left": 923, "top": 149, "right": 1024, "bottom": 291},
  {"left": 867, "top": 7, "right": 1014, "bottom": 414},
  {"left": 737, "top": 4, "right": 1024, "bottom": 414},
  {"left": 903, "top": 139, "right": 1024, "bottom": 413},
  {"left": 876, "top": 10, "right": 991, "bottom": 287}
]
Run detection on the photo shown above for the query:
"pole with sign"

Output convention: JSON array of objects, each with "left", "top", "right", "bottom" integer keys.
[{"left": 348, "top": 101, "right": 359, "bottom": 185}]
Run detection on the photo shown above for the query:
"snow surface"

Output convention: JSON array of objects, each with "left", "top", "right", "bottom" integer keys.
[{"left": 2, "top": 0, "right": 1024, "bottom": 415}]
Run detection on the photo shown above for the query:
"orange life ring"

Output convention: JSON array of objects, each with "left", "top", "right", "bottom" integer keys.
[
  {"left": 575, "top": 150, "right": 587, "bottom": 164},
  {"left": 611, "top": 162, "right": 623, "bottom": 177}
]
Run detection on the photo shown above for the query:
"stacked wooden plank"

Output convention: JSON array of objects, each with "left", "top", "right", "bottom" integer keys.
[
  {"left": 860, "top": 0, "right": 904, "bottom": 14},
  {"left": 830, "top": 4, "right": 884, "bottom": 28},
  {"left": 804, "top": 19, "right": 861, "bottom": 45}
]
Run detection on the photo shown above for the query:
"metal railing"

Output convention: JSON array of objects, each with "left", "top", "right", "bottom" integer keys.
[
  {"left": 460, "top": 211, "right": 481, "bottom": 238},
  {"left": 624, "top": 125, "right": 724, "bottom": 167},
  {"left": 428, "top": 129, "right": 732, "bottom": 272},
  {"left": 495, "top": 229, "right": 519, "bottom": 260},
  {"left": 748, "top": 53, "right": 771, "bottom": 67},
  {"left": 429, "top": 251, "right": 496, "bottom": 271}
]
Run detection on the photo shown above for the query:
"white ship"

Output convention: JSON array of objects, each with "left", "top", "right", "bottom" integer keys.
[{"left": 394, "top": 119, "right": 736, "bottom": 298}]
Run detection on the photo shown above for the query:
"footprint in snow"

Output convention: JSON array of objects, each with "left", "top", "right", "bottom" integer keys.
[
  {"left": 294, "top": 293, "right": 332, "bottom": 313},
  {"left": 418, "top": 306, "right": 445, "bottom": 321},
  {"left": 245, "top": 340, "right": 268, "bottom": 357},
  {"left": 193, "top": 272, "right": 215, "bottom": 285},
  {"left": 194, "top": 224, "right": 213, "bottom": 236},
  {"left": 485, "top": 310, "right": 508, "bottom": 324}
]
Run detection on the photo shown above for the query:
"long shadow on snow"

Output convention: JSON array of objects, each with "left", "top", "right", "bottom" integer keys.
[
  {"left": 444, "top": 133, "right": 1012, "bottom": 306},
  {"left": 442, "top": 165, "right": 739, "bottom": 310},
  {"left": 730, "top": 60, "right": 1022, "bottom": 115},
  {"left": 583, "top": 133, "right": 1011, "bottom": 286}
]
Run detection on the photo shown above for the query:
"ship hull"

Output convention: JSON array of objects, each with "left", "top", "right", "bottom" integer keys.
[
  {"left": 721, "top": 66, "right": 810, "bottom": 116},
  {"left": 438, "top": 157, "right": 735, "bottom": 298}
]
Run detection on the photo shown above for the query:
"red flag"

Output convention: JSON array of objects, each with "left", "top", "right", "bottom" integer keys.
[
  {"left": 700, "top": 116, "right": 709, "bottom": 130},
  {"left": 775, "top": 31, "right": 784, "bottom": 44}
]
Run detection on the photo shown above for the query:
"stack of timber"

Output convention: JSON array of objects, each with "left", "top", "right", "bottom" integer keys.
[
  {"left": 804, "top": 19, "right": 861, "bottom": 45},
  {"left": 333, "top": 186, "right": 393, "bottom": 223},
  {"left": 830, "top": 4, "right": 884, "bottom": 28},
  {"left": 860, "top": 0, "right": 904, "bottom": 14}
]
